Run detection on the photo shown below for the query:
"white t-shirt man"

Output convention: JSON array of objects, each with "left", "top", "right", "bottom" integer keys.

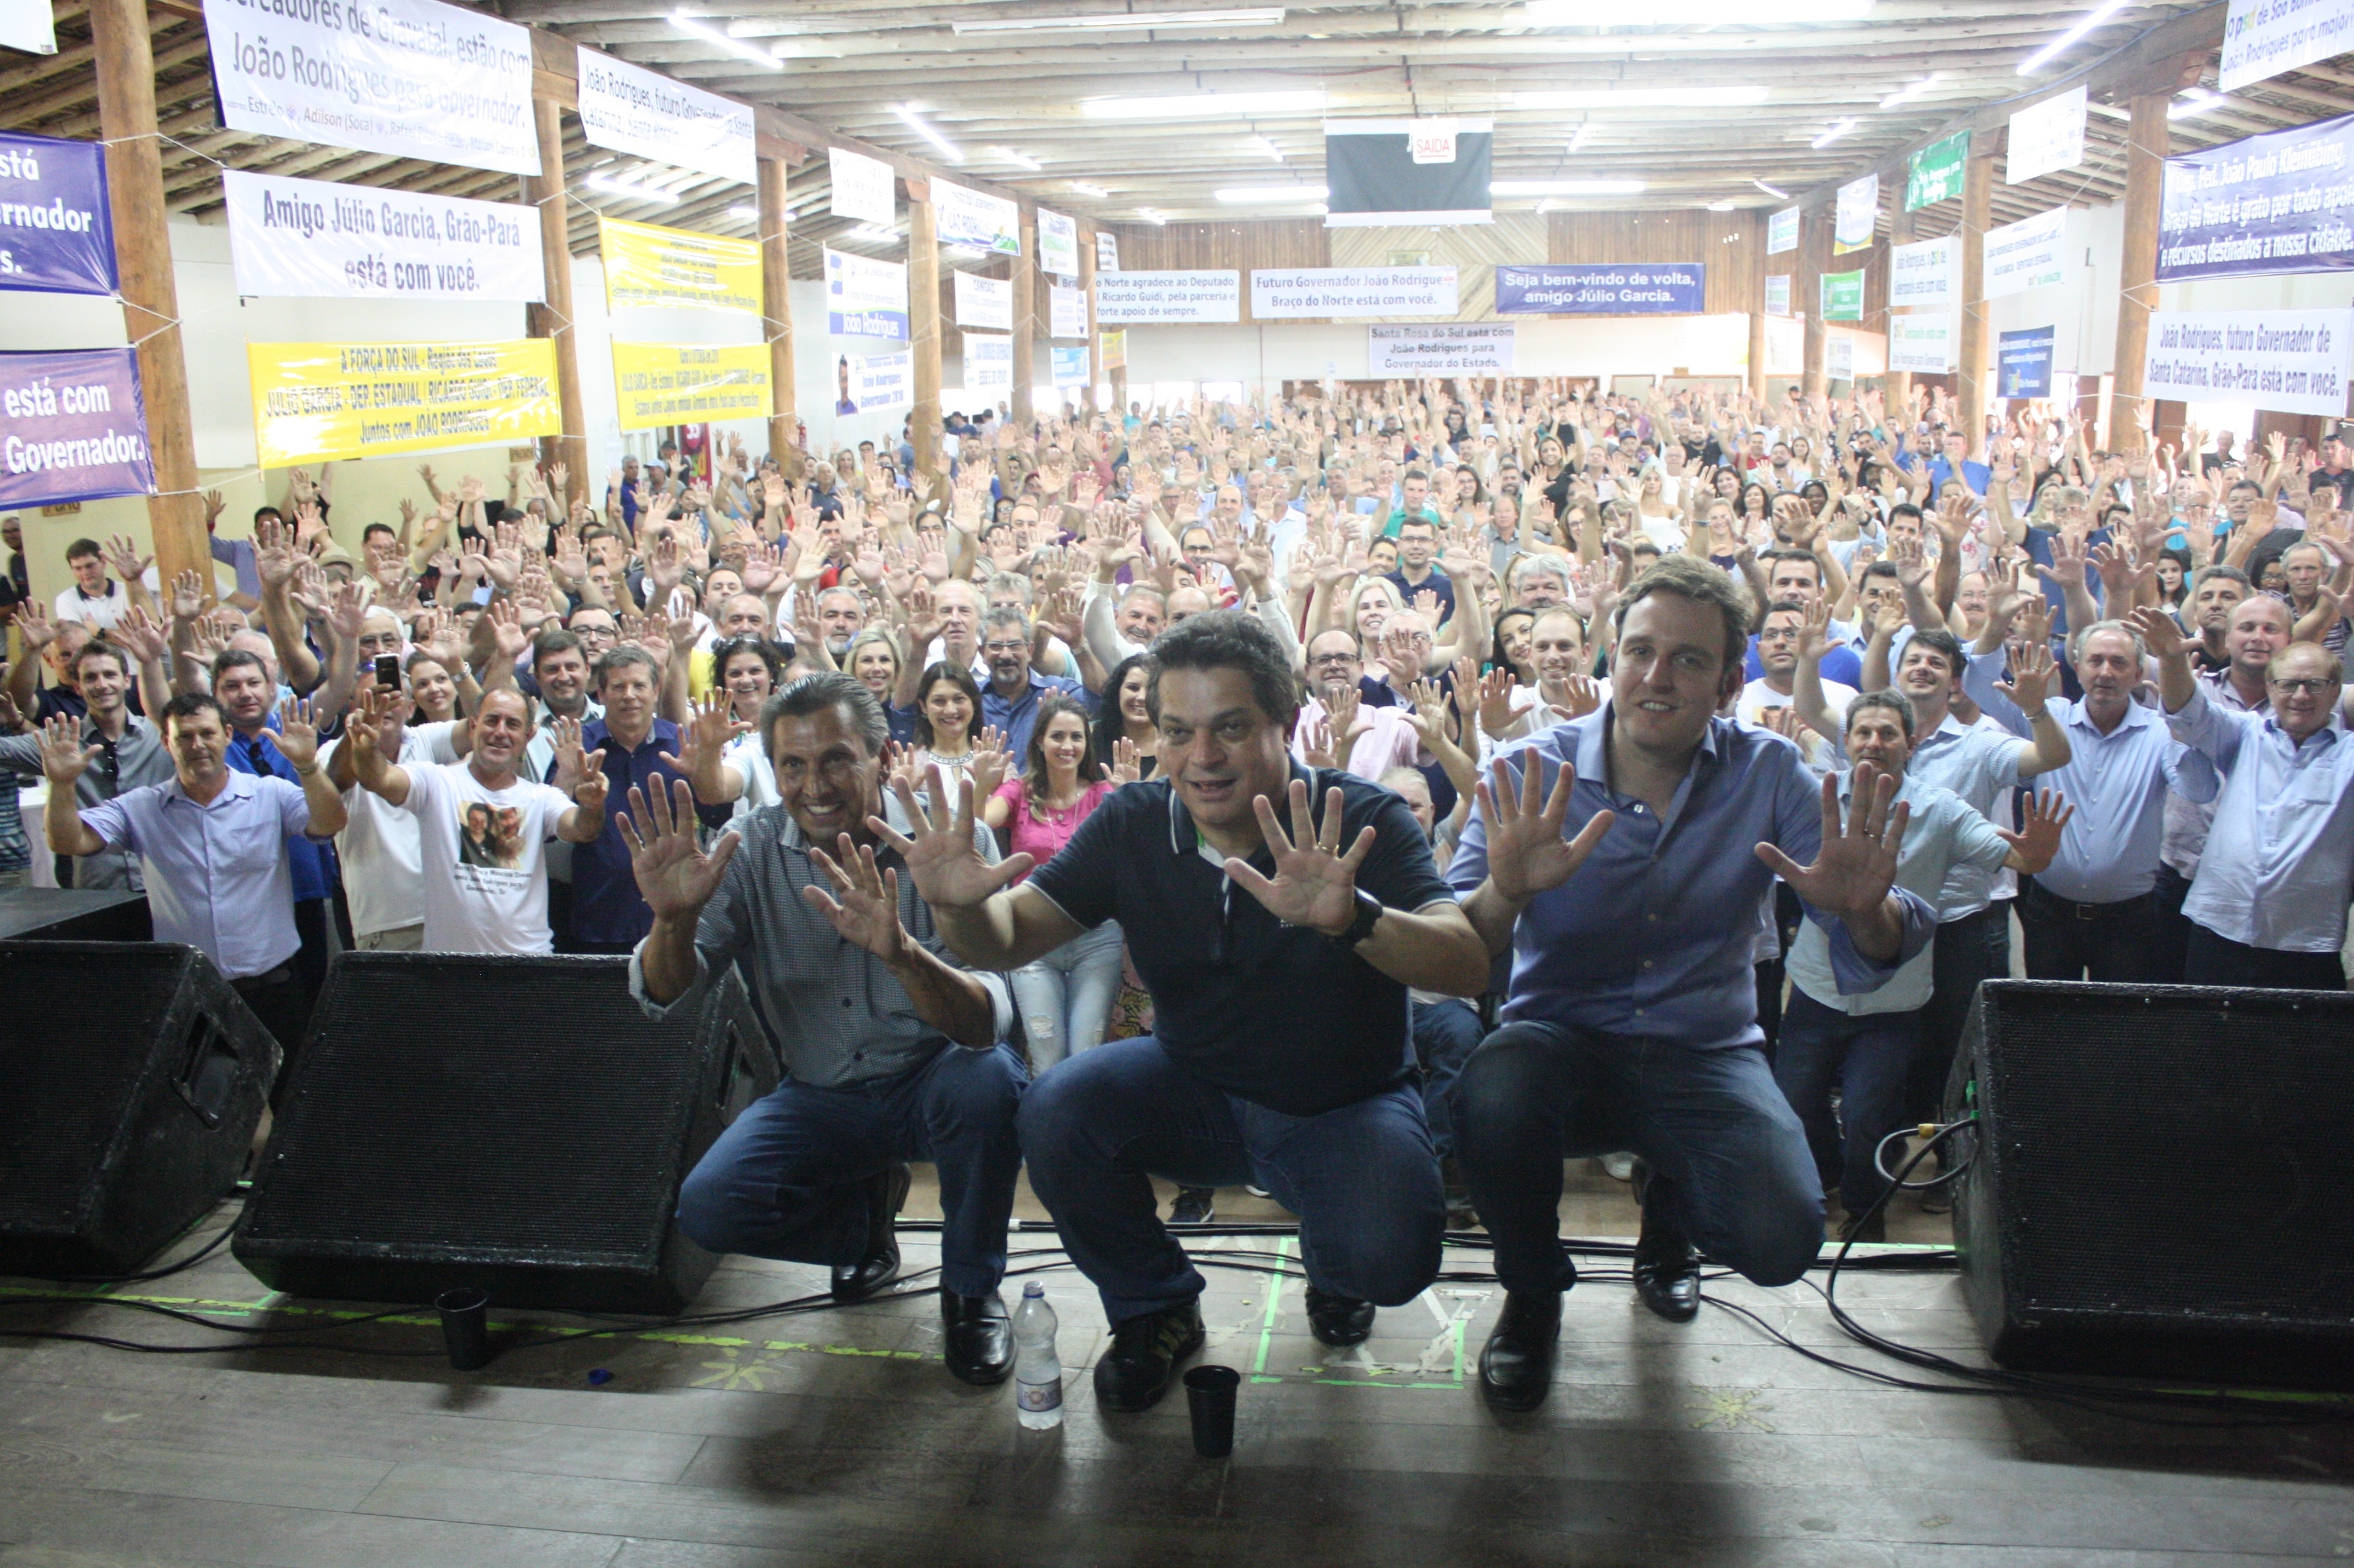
[
  {"left": 401, "top": 760, "right": 573, "bottom": 954},
  {"left": 321, "top": 722, "right": 460, "bottom": 946},
  {"left": 1739, "top": 675, "right": 1856, "bottom": 775}
]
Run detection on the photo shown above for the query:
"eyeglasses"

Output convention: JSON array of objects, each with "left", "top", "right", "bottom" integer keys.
[
  {"left": 983, "top": 640, "right": 1029, "bottom": 655},
  {"left": 1307, "top": 653, "right": 1360, "bottom": 668},
  {"left": 2272, "top": 677, "right": 2339, "bottom": 696}
]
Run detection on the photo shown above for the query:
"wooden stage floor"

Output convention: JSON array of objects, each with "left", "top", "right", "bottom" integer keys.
[{"left": 3, "top": 1165, "right": 2351, "bottom": 1568}]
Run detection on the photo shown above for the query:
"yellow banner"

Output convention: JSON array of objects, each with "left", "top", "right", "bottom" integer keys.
[
  {"left": 611, "top": 341, "right": 773, "bottom": 431},
  {"left": 1100, "top": 328, "right": 1127, "bottom": 370},
  {"left": 600, "top": 216, "right": 763, "bottom": 315},
  {"left": 246, "top": 340, "right": 560, "bottom": 467}
]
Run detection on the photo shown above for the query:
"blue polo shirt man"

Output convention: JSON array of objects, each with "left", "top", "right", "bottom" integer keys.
[{"left": 977, "top": 609, "right": 1090, "bottom": 759}]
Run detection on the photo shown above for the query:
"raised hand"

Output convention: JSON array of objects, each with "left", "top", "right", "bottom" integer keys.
[
  {"left": 967, "top": 740, "right": 1011, "bottom": 802},
  {"left": 1996, "top": 635, "right": 2059, "bottom": 713},
  {"left": 1221, "top": 779, "right": 1378, "bottom": 936},
  {"left": 274, "top": 696, "right": 324, "bottom": 772},
  {"left": 870, "top": 767, "right": 1034, "bottom": 911},
  {"left": 621, "top": 777, "right": 741, "bottom": 920},
  {"left": 169, "top": 568, "right": 206, "bottom": 621},
  {"left": 2127, "top": 604, "right": 2191, "bottom": 659},
  {"left": 114, "top": 604, "right": 168, "bottom": 664},
  {"left": 1755, "top": 763, "right": 1910, "bottom": 918},
  {"left": 1476, "top": 753, "right": 1616, "bottom": 905},
  {"left": 1997, "top": 788, "right": 2073, "bottom": 873},
  {"left": 803, "top": 834, "right": 912, "bottom": 963},
  {"left": 1104, "top": 735, "right": 1142, "bottom": 786},
  {"left": 38, "top": 714, "right": 99, "bottom": 786}
]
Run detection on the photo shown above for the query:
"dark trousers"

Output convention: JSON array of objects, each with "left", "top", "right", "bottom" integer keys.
[
  {"left": 1455, "top": 1021, "right": 1822, "bottom": 1296},
  {"left": 1753, "top": 884, "right": 1803, "bottom": 1063},
  {"left": 2152, "top": 864, "right": 2197, "bottom": 984},
  {"left": 1911, "top": 906, "right": 2006, "bottom": 1126},
  {"left": 2183, "top": 925, "right": 2349, "bottom": 992},
  {"left": 2018, "top": 881, "right": 2165, "bottom": 984},
  {"left": 1772, "top": 992, "right": 1921, "bottom": 1220},
  {"left": 234, "top": 966, "right": 314, "bottom": 1109},
  {"left": 291, "top": 895, "right": 338, "bottom": 1023},
  {"left": 675, "top": 1043, "right": 1027, "bottom": 1298},
  {"left": 1018, "top": 1036, "right": 1444, "bottom": 1324},
  {"left": 1409, "top": 996, "right": 1486, "bottom": 1159}
]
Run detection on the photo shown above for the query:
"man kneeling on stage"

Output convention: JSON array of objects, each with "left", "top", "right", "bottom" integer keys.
[
  {"left": 885, "top": 611, "right": 1492, "bottom": 1412},
  {"left": 623, "top": 673, "right": 1026, "bottom": 1386},
  {"left": 1450, "top": 558, "right": 1936, "bottom": 1412}
]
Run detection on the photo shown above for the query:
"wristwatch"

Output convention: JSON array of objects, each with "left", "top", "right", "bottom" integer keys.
[{"left": 1339, "top": 887, "right": 1385, "bottom": 947}]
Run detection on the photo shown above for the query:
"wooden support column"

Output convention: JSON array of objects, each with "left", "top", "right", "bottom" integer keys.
[
  {"left": 1011, "top": 219, "right": 1037, "bottom": 427},
  {"left": 1078, "top": 220, "right": 1103, "bottom": 413},
  {"left": 88, "top": 0, "right": 204, "bottom": 598},
  {"left": 1957, "top": 148, "right": 1996, "bottom": 454},
  {"left": 2112, "top": 91, "right": 2172, "bottom": 453},
  {"left": 1801, "top": 208, "right": 1827, "bottom": 400},
  {"left": 1746, "top": 301, "right": 1767, "bottom": 401},
  {"left": 1884, "top": 206, "right": 1915, "bottom": 415},
  {"left": 757, "top": 154, "right": 797, "bottom": 465},
  {"left": 908, "top": 185, "right": 941, "bottom": 478},
  {"left": 523, "top": 99, "right": 587, "bottom": 496}
]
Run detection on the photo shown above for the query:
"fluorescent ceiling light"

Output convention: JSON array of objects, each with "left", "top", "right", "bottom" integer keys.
[
  {"left": 2170, "top": 88, "right": 2230, "bottom": 119},
  {"left": 846, "top": 225, "right": 901, "bottom": 245},
  {"left": 1138, "top": 207, "right": 1168, "bottom": 224},
  {"left": 1216, "top": 184, "right": 1327, "bottom": 202},
  {"left": 666, "top": 12, "right": 785, "bottom": 69},
  {"left": 1070, "top": 181, "right": 1112, "bottom": 197},
  {"left": 1514, "top": 87, "right": 1769, "bottom": 108},
  {"left": 2019, "top": 0, "right": 2128, "bottom": 74},
  {"left": 1879, "top": 74, "right": 1938, "bottom": 110},
  {"left": 1524, "top": 0, "right": 1872, "bottom": 19},
  {"left": 585, "top": 172, "right": 679, "bottom": 205},
  {"left": 1706, "top": 199, "right": 1737, "bottom": 211},
  {"left": 1753, "top": 177, "right": 1790, "bottom": 197},
  {"left": 2085, "top": 100, "right": 2131, "bottom": 120},
  {"left": 1810, "top": 117, "right": 1858, "bottom": 148},
  {"left": 728, "top": 204, "right": 760, "bottom": 222},
  {"left": 1081, "top": 89, "right": 1325, "bottom": 119},
  {"left": 990, "top": 146, "right": 1044, "bottom": 170},
  {"left": 1249, "top": 134, "right": 1285, "bottom": 160},
  {"left": 892, "top": 104, "right": 964, "bottom": 163},
  {"left": 1566, "top": 124, "right": 1593, "bottom": 153},
  {"left": 1492, "top": 179, "right": 1647, "bottom": 194},
  {"left": 954, "top": 7, "right": 1284, "bottom": 34}
]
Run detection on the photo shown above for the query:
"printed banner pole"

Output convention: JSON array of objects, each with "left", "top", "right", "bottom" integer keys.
[{"left": 525, "top": 97, "right": 587, "bottom": 490}]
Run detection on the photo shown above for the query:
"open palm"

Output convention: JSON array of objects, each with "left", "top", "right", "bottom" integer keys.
[
  {"left": 871, "top": 768, "right": 1031, "bottom": 911},
  {"left": 1224, "top": 780, "right": 1374, "bottom": 935},
  {"left": 1477, "top": 753, "right": 1615, "bottom": 904},
  {"left": 620, "top": 778, "right": 740, "bottom": 920}
]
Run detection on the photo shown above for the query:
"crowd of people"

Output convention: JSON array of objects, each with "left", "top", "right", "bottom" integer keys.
[{"left": 5, "top": 377, "right": 2352, "bottom": 1412}]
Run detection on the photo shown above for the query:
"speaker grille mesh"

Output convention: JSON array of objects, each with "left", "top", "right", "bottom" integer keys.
[
  {"left": 1982, "top": 986, "right": 2354, "bottom": 1326},
  {"left": 249, "top": 958, "right": 705, "bottom": 1261}
]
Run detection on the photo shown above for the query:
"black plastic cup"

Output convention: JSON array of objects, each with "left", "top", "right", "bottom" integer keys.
[
  {"left": 436, "top": 1287, "right": 493, "bottom": 1371},
  {"left": 1184, "top": 1363, "right": 1240, "bottom": 1458}
]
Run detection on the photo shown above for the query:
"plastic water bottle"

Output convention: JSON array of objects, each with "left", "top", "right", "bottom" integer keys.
[{"left": 1012, "top": 1281, "right": 1063, "bottom": 1429}]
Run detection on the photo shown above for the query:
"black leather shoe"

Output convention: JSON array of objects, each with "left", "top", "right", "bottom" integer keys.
[
  {"left": 1841, "top": 1209, "right": 1886, "bottom": 1245},
  {"left": 831, "top": 1164, "right": 911, "bottom": 1303},
  {"left": 1305, "top": 1286, "right": 1376, "bottom": 1348},
  {"left": 941, "top": 1287, "right": 1013, "bottom": 1386},
  {"left": 1632, "top": 1219, "right": 1701, "bottom": 1324},
  {"left": 1091, "top": 1298, "right": 1205, "bottom": 1412},
  {"left": 1478, "top": 1290, "right": 1561, "bottom": 1412}
]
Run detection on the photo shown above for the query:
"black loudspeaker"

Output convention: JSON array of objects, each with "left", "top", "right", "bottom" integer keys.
[
  {"left": 0, "top": 942, "right": 277, "bottom": 1276},
  {"left": 0, "top": 887, "right": 152, "bottom": 943},
  {"left": 233, "top": 953, "right": 774, "bottom": 1314},
  {"left": 1953, "top": 980, "right": 2354, "bottom": 1389}
]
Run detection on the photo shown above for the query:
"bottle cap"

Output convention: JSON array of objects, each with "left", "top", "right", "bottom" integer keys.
[{"left": 1023, "top": 1280, "right": 1044, "bottom": 1296}]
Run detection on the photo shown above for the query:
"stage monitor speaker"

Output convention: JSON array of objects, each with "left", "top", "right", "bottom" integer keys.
[
  {"left": 1953, "top": 980, "right": 2354, "bottom": 1389},
  {"left": 232, "top": 953, "right": 773, "bottom": 1314},
  {"left": 0, "top": 941, "right": 277, "bottom": 1276},
  {"left": 0, "top": 887, "right": 153, "bottom": 943}
]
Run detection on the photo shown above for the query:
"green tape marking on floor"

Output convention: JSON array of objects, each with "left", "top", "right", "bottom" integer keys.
[{"left": 1248, "top": 1235, "right": 1291, "bottom": 1385}]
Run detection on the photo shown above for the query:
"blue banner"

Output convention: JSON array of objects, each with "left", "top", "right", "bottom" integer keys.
[
  {"left": 0, "top": 348, "right": 155, "bottom": 508},
  {"left": 1494, "top": 262, "right": 1704, "bottom": 315},
  {"left": 2159, "top": 110, "right": 2354, "bottom": 283},
  {"left": 0, "top": 131, "right": 118, "bottom": 297},
  {"left": 1997, "top": 326, "right": 2056, "bottom": 398}
]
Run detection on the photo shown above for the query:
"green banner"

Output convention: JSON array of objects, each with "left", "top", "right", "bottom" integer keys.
[
  {"left": 1820, "top": 269, "right": 1865, "bottom": 321},
  {"left": 1905, "top": 130, "right": 1970, "bottom": 211}
]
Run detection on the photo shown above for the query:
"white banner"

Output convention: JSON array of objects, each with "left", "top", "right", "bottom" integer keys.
[
  {"left": 836, "top": 349, "right": 912, "bottom": 415},
  {"left": 1825, "top": 334, "right": 1855, "bottom": 382},
  {"left": 1, "top": 0, "right": 55, "bottom": 54},
  {"left": 1890, "top": 235, "right": 1959, "bottom": 311},
  {"left": 1049, "top": 283, "right": 1087, "bottom": 340},
  {"left": 963, "top": 332, "right": 1013, "bottom": 395},
  {"left": 1835, "top": 174, "right": 1878, "bottom": 251},
  {"left": 1763, "top": 315, "right": 1804, "bottom": 376},
  {"left": 1764, "top": 274, "right": 1792, "bottom": 317},
  {"left": 207, "top": 0, "right": 538, "bottom": 176},
  {"left": 1888, "top": 311, "right": 1956, "bottom": 373},
  {"left": 1367, "top": 323, "right": 1515, "bottom": 375},
  {"left": 576, "top": 48, "right": 753, "bottom": 186},
  {"left": 1767, "top": 207, "right": 1799, "bottom": 255},
  {"left": 1984, "top": 207, "right": 2069, "bottom": 297},
  {"left": 1251, "top": 266, "right": 1459, "bottom": 319},
  {"left": 1038, "top": 208, "right": 1080, "bottom": 277},
  {"left": 2220, "top": 0, "right": 2354, "bottom": 92},
  {"left": 1095, "top": 230, "right": 1119, "bottom": 272},
  {"left": 1095, "top": 270, "right": 1240, "bottom": 323},
  {"left": 2008, "top": 87, "right": 2087, "bottom": 185},
  {"left": 934, "top": 179, "right": 1020, "bottom": 257},
  {"left": 2146, "top": 307, "right": 2353, "bottom": 417},
  {"left": 222, "top": 170, "right": 542, "bottom": 303},
  {"left": 829, "top": 148, "right": 896, "bottom": 227},
  {"left": 823, "top": 247, "right": 908, "bottom": 340},
  {"left": 952, "top": 270, "right": 1012, "bottom": 331}
]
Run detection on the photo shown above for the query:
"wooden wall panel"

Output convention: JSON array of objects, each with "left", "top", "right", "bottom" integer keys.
[
  {"left": 1104, "top": 218, "right": 1326, "bottom": 322},
  {"left": 1548, "top": 210, "right": 1763, "bottom": 317},
  {"left": 1325, "top": 215, "right": 1547, "bottom": 321}
]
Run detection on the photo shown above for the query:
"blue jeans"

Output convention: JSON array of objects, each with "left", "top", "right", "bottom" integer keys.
[
  {"left": 1009, "top": 919, "right": 1126, "bottom": 1070},
  {"left": 1770, "top": 991, "right": 1921, "bottom": 1219},
  {"left": 1455, "top": 1021, "right": 1823, "bottom": 1294},
  {"left": 1018, "top": 1035, "right": 1445, "bottom": 1324},
  {"left": 676, "top": 1043, "right": 1027, "bottom": 1298},
  {"left": 1410, "top": 996, "right": 1486, "bottom": 1159}
]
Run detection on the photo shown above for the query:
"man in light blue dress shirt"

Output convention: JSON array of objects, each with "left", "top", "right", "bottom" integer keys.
[
  {"left": 1447, "top": 559, "right": 1938, "bottom": 1412},
  {"left": 2135, "top": 608, "right": 2354, "bottom": 991}
]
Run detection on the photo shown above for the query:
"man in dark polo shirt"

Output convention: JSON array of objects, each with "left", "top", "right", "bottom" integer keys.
[{"left": 879, "top": 611, "right": 1491, "bottom": 1412}]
